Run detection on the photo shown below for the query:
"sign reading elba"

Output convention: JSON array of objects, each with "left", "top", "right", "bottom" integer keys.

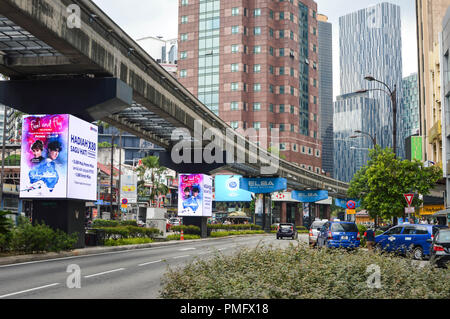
[
  {"left": 239, "top": 178, "right": 287, "bottom": 194},
  {"left": 291, "top": 190, "right": 329, "bottom": 203}
]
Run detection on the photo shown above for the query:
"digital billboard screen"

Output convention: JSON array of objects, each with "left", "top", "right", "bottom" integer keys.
[
  {"left": 20, "top": 114, "right": 98, "bottom": 200},
  {"left": 178, "top": 174, "right": 212, "bottom": 217}
]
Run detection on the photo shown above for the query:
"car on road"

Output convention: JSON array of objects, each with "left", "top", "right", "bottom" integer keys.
[
  {"left": 276, "top": 223, "right": 298, "bottom": 240},
  {"left": 375, "top": 224, "right": 448, "bottom": 260},
  {"left": 317, "top": 221, "right": 360, "bottom": 249},
  {"left": 309, "top": 219, "right": 328, "bottom": 247},
  {"left": 429, "top": 229, "right": 450, "bottom": 268},
  {"left": 169, "top": 217, "right": 182, "bottom": 227}
]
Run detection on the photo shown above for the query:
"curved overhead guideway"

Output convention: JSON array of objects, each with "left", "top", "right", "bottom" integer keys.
[{"left": 0, "top": 0, "right": 349, "bottom": 197}]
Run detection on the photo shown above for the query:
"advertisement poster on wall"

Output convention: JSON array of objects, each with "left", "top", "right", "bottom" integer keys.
[
  {"left": 178, "top": 174, "right": 213, "bottom": 217},
  {"left": 20, "top": 114, "right": 98, "bottom": 200},
  {"left": 120, "top": 174, "right": 138, "bottom": 204}
]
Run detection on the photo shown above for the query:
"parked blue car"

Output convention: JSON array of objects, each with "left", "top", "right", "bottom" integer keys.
[
  {"left": 317, "top": 221, "right": 360, "bottom": 249},
  {"left": 375, "top": 224, "right": 448, "bottom": 260}
]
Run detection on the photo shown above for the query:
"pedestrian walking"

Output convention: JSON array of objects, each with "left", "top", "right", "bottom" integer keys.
[{"left": 364, "top": 227, "right": 376, "bottom": 252}]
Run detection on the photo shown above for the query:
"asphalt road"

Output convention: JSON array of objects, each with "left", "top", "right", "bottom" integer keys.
[{"left": 0, "top": 234, "right": 307, "bottom": 299}]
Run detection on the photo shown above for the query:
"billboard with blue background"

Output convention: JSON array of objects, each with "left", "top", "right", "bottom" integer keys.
[
  {"left": 214, "top": 175, "right": 252, "bottom": 202},
  {"left": 239, "top": 177, "right": 287, "bottom": 194}
]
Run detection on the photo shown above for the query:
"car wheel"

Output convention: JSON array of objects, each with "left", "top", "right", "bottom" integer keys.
[{"left": 412, "top": 246, "right": 424, "bottom": 260}]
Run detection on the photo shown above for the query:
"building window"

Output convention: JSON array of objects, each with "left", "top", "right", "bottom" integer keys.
[
  {"left": 269, "top": 84, "right": 274, "bottom": 93},
  {"left": 254, "top": 64, "right": 261, "bottom": 73},
  {"left": 270, "top": 47, "right": 274, "bottom": 56},
  {"left": 280, "top": 143, "right": 286, "bottom": 150},
  {"left": 269, "top": 28, "right": 274, "bottom": 38},
  {"left": 232, "top": 7, "right": 240, "bottom": 16},
  {"left": 279, "top": 48, "right": 285, "bottom": 56},
  {"left": 270, "top": 10, "right": 274, "bottom": 19},
  {"left": 232, "top": 26, "right": 239, "bottom": 34},
  {"left": 181, "top": 33, "right": 188, "bottom": 41},
  {"left": 269, "top": 104, "right": 274, "bottom": 112},
  {"left": 290, "top": 13, "right": 294, "bottom": 22},
  {"left": 290, "top": 31, "right": 294, "bottom": 40},
  {"left": 316, "top": 149, "right": 321, "bottom": 158},
  {"left": 181, "top": 16, "right": 188, "bottom": 24},
  {"left": 280, "top": 124, "right": 285, "bottom": 132},
  {"left": 291, "top": 124, "right": 295, "bottom": 132},
  {"left": 253, "top": 122, "right": 261, "bottom": 130},
  {"left": 231, "top": 44, "right": 239, "bottom": 53},
  {"left": 293, "top": 144, "right": 297, "bottom": 151},
  {"left": 181, "top": 0, "right": 188, "bottom": 6},
  {"left": 279, "top": 67, "right": 285, "bottom": 75},
  {"left": 254, "top": 45, "right": 262, "bottom": 54},
  {"left": 290, "top": 105, "right": 295, "bottom": 114},
  {"left": 230, "top": 121, "right": 239, "bottom": 129},
  {"left": 254, "top": 27, "right": 261, "bottom": 35},
  {"left": 254, "top": 8, "right": 261, "bottom": 16},
  {"left": 279, "top": 86, "right": 285, "bottom": 94},
  {"left": 231, "top": 63, "right": 239, "bottom": 72},
  {"left": 279, "top": 12, "right": 285, "bottom": 20},
  {"left": 180, "top": 69, "right": 187, "bottom": 78},
  {"left": 279, "top": 104, "right": 285, "bottom": 113},
  {"left": 253, "top": 102, "right": 261, "bottom": 111},
  {"left": 231, "top": 82, "right": 239, "bottom": 91},
  {"left": 180, "top": 51, "right": 187, "bottom": 60},
  {"left": 231, "top": 102, "right": 239, "bottom": 111},
  {"left": 279, "top": 30, "right": 285, "bottom": 38},
  {"left": 270, "top": 65, "right": 274, "bottom": 74},
  {"left": 254, "top": 83, "right": 261, "bottom": 92},
  {"left": 290, "top": 67, "right": 294, "bottom": 77}
]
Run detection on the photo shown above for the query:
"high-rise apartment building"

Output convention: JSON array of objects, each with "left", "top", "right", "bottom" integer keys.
[
  {"left": 177, "top": 0, "right": 322, "bottom": 171},
  {"left": 334, "top": 3, "right": 403, "bottom": 181},
  {"left": 317, "top": 14, "right": 333, "bottom": 177},
  {"left": 416, "top": 0, "right": 450, "bottom": 167}
]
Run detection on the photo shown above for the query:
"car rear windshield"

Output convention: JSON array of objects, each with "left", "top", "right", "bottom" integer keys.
[
  {"left": 280, "top": 225, "right": 293, "bottom": 229},
  {"left": 437, "top": 231, "right": 450, "bottom": 242},
  {"left": 311, "top": 221, "right": 326, "bottom": 229},
  {"left": 331, "top": 223, "right": 358, "bottom": 232}
]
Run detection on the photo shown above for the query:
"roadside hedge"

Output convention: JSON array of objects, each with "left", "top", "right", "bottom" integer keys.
[
  {"left": 160, "top": 243, "right": 450, "bottom": 299},
  {"left": 3, "top": 218, "right": 78, "bottom": 254},
  {"left": 171, "top": 225, "right": 201, "bottom": 235},
  {"left": 91, "top": 219, "right": 138, "bottom": 228},
  {"left": 207, "top": 224, "right": 262, "bottom": 231},
  {"left": 93, "top": 226, "right": 161, "bottom": 242}
]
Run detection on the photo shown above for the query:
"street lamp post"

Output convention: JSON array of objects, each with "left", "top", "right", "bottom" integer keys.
[
  {"left": 356, "top": 75, "right": 397, "bottom": 157},
  {"left": 350, "top": 130, "right": 377, "bottom": 147}
]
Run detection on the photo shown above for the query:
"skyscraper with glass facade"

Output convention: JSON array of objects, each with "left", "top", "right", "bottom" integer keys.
[
  {"left": 177, "top": 0, "right": 323, "bottom": 171},
  {"left": 401, "top": 73, "right": 420, "bottom": 139},
  {"left": 318, "top": 14, "right": 333, "bottom": 177},
  {"left": 334, "top": 2, "right": 403, "bottom": 181}
]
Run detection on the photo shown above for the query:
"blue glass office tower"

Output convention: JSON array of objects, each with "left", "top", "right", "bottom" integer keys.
[
  {"left": 334, "top": 3, "right": 403, "bottom": 182},
  {"left": 318, "top": 15, "right": 334, "bottom": 176},
  {"left": 401, "top": 73, "right": 420, "bottom": 138}
]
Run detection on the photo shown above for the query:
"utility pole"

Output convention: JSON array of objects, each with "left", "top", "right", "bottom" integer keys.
[
  {"left": 110, "top": 134, "right": 114, "bottom": 219},
  {"left": 0, "top": 105, "right": 7, "bottom": 210}
]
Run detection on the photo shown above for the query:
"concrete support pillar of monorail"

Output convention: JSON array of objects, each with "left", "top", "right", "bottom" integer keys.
[{"left": 281, "top": 202, "right": 287, "bottom": 223}]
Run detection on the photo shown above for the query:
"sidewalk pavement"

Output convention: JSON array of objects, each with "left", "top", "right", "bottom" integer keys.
[{"left": 0, "top": 234, "right": 272, "bottom": 266}]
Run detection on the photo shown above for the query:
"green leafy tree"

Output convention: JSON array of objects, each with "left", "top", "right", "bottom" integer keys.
[
  {"left": 348, "top": 146, "right": 442, "bottom": 222},
  {"left": 135, "top": 156, "right": 169, "bottom": 207},
  {"left": 0, "top": 210, "right": 13, "bottom": 234}
]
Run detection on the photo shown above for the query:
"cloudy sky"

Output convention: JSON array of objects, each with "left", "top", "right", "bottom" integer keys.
[{"left": 92, "top": 0, "right": 417, "bottom": 99}]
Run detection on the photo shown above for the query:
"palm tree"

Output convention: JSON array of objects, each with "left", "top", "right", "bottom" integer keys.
[{"left": 135, "top": 156, "right": 169, "bottom": 207}]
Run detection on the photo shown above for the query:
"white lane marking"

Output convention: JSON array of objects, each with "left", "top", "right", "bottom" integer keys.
[
  {"left": 178, "top": 248, "right": 196, "bottom": 251},
  {"left": 84, "top": 268, "right": 125, "bottom": 278},
  {"left": 0, "top": 283, "right": 60, "bottom": 299},
  {"left": 138, "top": 260, "right": 162, "bottom": 267},
  {"left": 173, "top": 255, "right": 190, "bottom": 259}
]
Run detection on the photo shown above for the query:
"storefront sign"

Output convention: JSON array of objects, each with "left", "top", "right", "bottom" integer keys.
[
  {"left": 239, "top": 177, "right": 287, "bottom": 194},
  {"left": 292, "top": 190, "right": 329, "bottom": 203},
  {"left": 214, "top": 175, "right": 252, "bottom": 202}
]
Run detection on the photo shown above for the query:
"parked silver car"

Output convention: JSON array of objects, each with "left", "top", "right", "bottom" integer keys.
[{"left": 309, "top": 219, "right": 328, "bottom": 247}]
